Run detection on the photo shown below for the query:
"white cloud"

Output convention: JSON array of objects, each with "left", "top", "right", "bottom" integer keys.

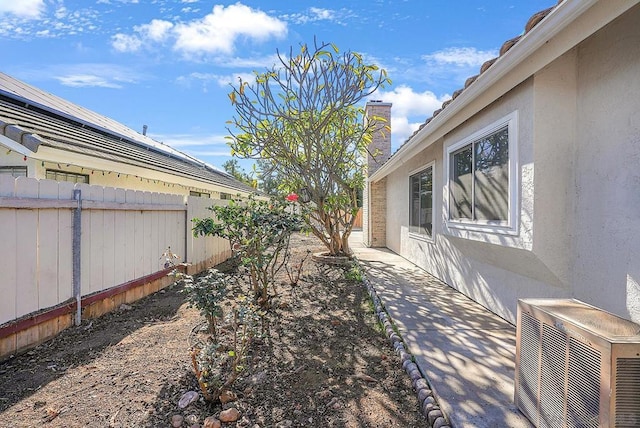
[
  {"left": 50, "top": 64, "right": 141, "bottom": 88},
  {"left": 423, "top": 47, "right": 497, "bottom": 68},
  {"left": 173, "top": 3, "right": 287, "bottom": 55},
  {"left": 176, "top": 72, "right": 255, "bottom": 92},
  {"left": 181, "top": 0, "right": 199, "bottom": 3},
  {"left": 283, "top": 7, "right": 353, "bottom": 25},
  {"left": 111, "top": 3, "right": 287, "bottom": 58},
  {"left": 56, "top": 74, "right": 124, "bottom": 88},
  {"left": 0, "top": 0, "right": 45, "bottom": 19},
  {"left": 111, "top": 33, "right": 143, "bottom": 52},
  {"left": 136, "top": 19, "right": 173, "bottom": 42},
  {"left": 375, "top": 85, "right": 451, "bottom": 147},
  {"left": 151, "top": 133, "right": 228, "bottom": 149}
]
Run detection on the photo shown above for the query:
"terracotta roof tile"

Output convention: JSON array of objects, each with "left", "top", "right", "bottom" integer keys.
[{"left": 389, "top": 2, "right": 560, "bottom": 158}]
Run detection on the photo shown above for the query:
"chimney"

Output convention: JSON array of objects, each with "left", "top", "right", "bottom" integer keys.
[
  {"left": 142, "top": 124, "right": 148, "bottom": 136},
  {"left": 364, "top": 100, "right": 392, "bottom": 177}
]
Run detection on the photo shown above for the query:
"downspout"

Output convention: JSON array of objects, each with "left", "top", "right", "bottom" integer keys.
[{"left": 72, "top": 189, "right": 82, "bottom": 326}]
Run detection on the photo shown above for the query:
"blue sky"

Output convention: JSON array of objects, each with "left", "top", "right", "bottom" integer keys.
[{"left": 1, "top": 0, "right": 554, "bottom": 171}]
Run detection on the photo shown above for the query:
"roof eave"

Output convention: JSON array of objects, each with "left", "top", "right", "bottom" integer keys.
[{"left": 369, "top": 0, "right": 601, "bottom": 182}]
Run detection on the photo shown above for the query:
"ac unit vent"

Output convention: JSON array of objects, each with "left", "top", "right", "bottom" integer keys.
[{"left": 515, "top": 299, "right": 640, "bottom": 428}]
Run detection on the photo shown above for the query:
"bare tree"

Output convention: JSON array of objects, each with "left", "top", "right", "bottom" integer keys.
[{"left": 226, "top": 40, "right": 391, "bottom": 257}]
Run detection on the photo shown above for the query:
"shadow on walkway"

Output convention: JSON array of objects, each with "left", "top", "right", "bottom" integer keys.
[{"left": 350, "top": 232, "right": 532, "bottom": 428}]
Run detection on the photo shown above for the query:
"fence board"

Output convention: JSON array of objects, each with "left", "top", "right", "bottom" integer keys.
[
  {"left": 37, "top": 179, "right": 60, "bottom": 309},
  {"left": 15, "top": 178, "right": 38, "bottom": 316},
  {"left": 57, "top": 181, "right": 74, "bottom": 302},
  {"left": 133, "top": 191, "right": 145, "bottom": 279},
  {"left": 124, "top": 189, "right": 137, "bottom": 282},
  {"left": 0, "top": 207, "right": 17, "bottom": 324},
  {"left": 102, "top": 187, "right": 116, "bottom": 293},
  {"left": 113, "top": 188, "right": 126, "bottom": 286},
  {"left": 89, "top": 185, "right": 105, "bottom": 293},
  {"left": 143, "top": 192, "right": 153, "bottom": 275},
  {"left": 150, "top": 193, "right": 160, "bottom": 272}
]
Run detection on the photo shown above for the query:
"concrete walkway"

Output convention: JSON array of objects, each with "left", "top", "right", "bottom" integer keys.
[{"left": 349, "top": 232, "right": 532, "bottom": 428}]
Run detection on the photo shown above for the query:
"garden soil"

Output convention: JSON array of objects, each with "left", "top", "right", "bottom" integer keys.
[{"left": 0, "top": 233, "right": 427, "bottom": 427}]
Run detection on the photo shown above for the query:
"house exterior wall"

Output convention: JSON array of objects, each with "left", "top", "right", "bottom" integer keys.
[
  {"left": 382, "top": 5, "right": 640, "bottom": 323},
  {"left": 571, "top": 5, "right": 640, "bottom": 322}
]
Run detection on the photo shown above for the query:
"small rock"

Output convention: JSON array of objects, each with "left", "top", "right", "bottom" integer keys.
[
  {"left": 171, "top": 414, "right": 184, "bottom": 428},
  {"left": 219, "top": 389, "right": 237, "bottom": 404},
  {"left": 178, "top": 391, "right": 199, "bottom": 408},
  {"left": 185, "top": 414, "right": 199, "bottom": 425},
  {"left": 219, "top": 408, "right": 240, "bottom": 423},
  {"left": 203, "top": 416, "right": 221, "bottom": 428},
  {"left": 119, "top": 304, "right": 133, "bottom": 311},
  {"left": 249, "top": 371, "right": 267, "bottom": 385},
  {"left": 315, "top": 389, "right": 332, "bottom": 399},
  {"left": 327, "top": 397, "right": 341, "bottom": 410},
  {"left": 354, "top": 373, "right": 377, "bottom": 382},
  {"left": 275, "top": 420, "right": 293, "bottom": 428}
]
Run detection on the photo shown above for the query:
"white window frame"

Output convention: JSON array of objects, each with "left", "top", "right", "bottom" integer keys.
[
  {"left": 444, "top": 111, "right": 519, "bottom": 235},
  {"left": 408, "top": 161, "right": 435, "bottom": 242}
]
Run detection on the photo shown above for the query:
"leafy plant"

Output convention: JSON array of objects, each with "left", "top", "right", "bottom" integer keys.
[
  {"left": 344, "top": 262, "right": 364, "bottom": 282},
  {"left": 192, "top": 194, "right": 300, "bottom": 307},
  {"left": 181, "top": 269, "right": 228, "bottom": 339},
  {"left": 226, "top": 39, "right": 391, "bottom": 257},
  {"left": 189, "top": 294, "right": 262, "bottom": 402}
]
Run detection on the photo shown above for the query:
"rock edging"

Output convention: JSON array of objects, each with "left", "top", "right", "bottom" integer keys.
[{"left": 359, "top": 264, "right": 451, "bottom": 428}]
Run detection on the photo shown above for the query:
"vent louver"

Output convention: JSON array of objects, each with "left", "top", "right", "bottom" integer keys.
[{"left": 515, "top": 299, "right": 640, "bottom": 428}]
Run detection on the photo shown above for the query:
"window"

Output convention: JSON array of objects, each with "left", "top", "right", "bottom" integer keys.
[
  {"left": 446, "top": 112, "right": 518, "bottom": 233},
  {"left": 0, "top": 166, "right": 27, "bottom": 177},
  {"left": 190, "top": 191, "right": 210, "bottom": 198},
  {"left": 46, "top": 169, "right": 89, "bottom": 184},
  {"left": 409, "top": 163, "right": 434, "bottom": 238},
  {"left": 220, "top": 192, "right": 233, "bottom": 200}
]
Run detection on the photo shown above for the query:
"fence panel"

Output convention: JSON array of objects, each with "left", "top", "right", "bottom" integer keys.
[
  {"left": 57, "top": 181, "right": 74, "bottom": 303},
  {"left": 0, "top": 176, "right": 17, "bottom": 324},
  {"left": 186, "top": 196, "right": 229, "bottom": 268},
  {"left": 15, "top": 178, "right": 38, "bottom": 318},
  {"left": 0, "top": 177, "right": 231, "bottom": 333},
  {"left": 37, "top": 179, "right": 61, "bottom": 309}
]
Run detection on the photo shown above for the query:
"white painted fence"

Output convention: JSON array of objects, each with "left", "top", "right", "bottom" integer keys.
[{"left": 0, "top": 175, "right": 229, "bottom": 326}]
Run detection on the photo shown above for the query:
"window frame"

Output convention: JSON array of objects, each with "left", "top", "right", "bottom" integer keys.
[
  {"left": 0, "top": 166, "right": 27, "bottom": 177},
  {"left": 444, "top": 111, "right": 519, "bottom": 235},
  {"left": 45, "top": 169, "right": 90, "bottom": 184},
  {"left": 408, "top": 161, "right": 435, "bottom": 242}
]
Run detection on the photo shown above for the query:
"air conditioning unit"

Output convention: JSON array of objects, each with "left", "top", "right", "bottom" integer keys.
[{"left": 515, "top": 298, "right": 640, "bottom": 428}]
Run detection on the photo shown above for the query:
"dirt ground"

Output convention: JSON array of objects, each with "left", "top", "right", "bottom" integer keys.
[{"left": 0, "top": 233, "right": 427, "bottom": 427}]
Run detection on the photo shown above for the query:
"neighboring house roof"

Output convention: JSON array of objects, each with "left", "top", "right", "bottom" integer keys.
[
  {"left": 370, "top": 0, "right": 632, "bottom": 181},
  {"left": 0, "top": 72, "right": 255, "bottom": 193}
]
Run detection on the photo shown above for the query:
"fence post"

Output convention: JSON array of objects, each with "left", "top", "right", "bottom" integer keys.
[{"left": 73, "top": 189, "right": 82, "bottom": 326}]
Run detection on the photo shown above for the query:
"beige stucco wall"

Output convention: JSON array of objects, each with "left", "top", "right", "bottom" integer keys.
[
  {"left": 383, "top": 4, "right": 640, "bottom": 323},
  {"left": 0, "top": 144, "right": 250, "bottom": 199},
  {"left": 572, "top": 5, "right": 640, "bottom": 322}
]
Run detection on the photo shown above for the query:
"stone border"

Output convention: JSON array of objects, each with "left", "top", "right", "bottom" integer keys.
[{"left": 359, "top": 266, "right": 451, "bottom": 428}]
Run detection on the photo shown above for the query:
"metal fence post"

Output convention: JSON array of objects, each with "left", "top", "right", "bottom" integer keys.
[{"left": 72, "top": 188, "right": 82, "bottom": 326}]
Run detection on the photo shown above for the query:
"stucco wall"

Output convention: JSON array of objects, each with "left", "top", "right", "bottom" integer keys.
[
  {"left": 383, "top": 4, "right": 640, "bottom": 323},
  {"left": 572, "top": 4, "right": 640, "bottom": 323},
  {"left": 387, "top": 80, "right": 567, "bottom": 323}
]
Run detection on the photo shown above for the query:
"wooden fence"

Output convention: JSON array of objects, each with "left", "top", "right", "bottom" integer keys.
[{"left": 0, "top": 176, "right": 230, "bottom": 358}]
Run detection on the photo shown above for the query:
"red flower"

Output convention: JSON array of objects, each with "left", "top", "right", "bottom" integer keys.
[{"left": 286, "top": 193, "right": 299, "bottom": 202}]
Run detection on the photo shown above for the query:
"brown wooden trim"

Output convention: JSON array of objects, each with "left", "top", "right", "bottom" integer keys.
[
  {"left": 0, "top": 266, "right": 184, "bottom": 340},
  {"left": 0, "top": 301, "right": 75, "bottom": 339},
  {"left": 81, "top": 266, "right": 182, "bottom": 306}
]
